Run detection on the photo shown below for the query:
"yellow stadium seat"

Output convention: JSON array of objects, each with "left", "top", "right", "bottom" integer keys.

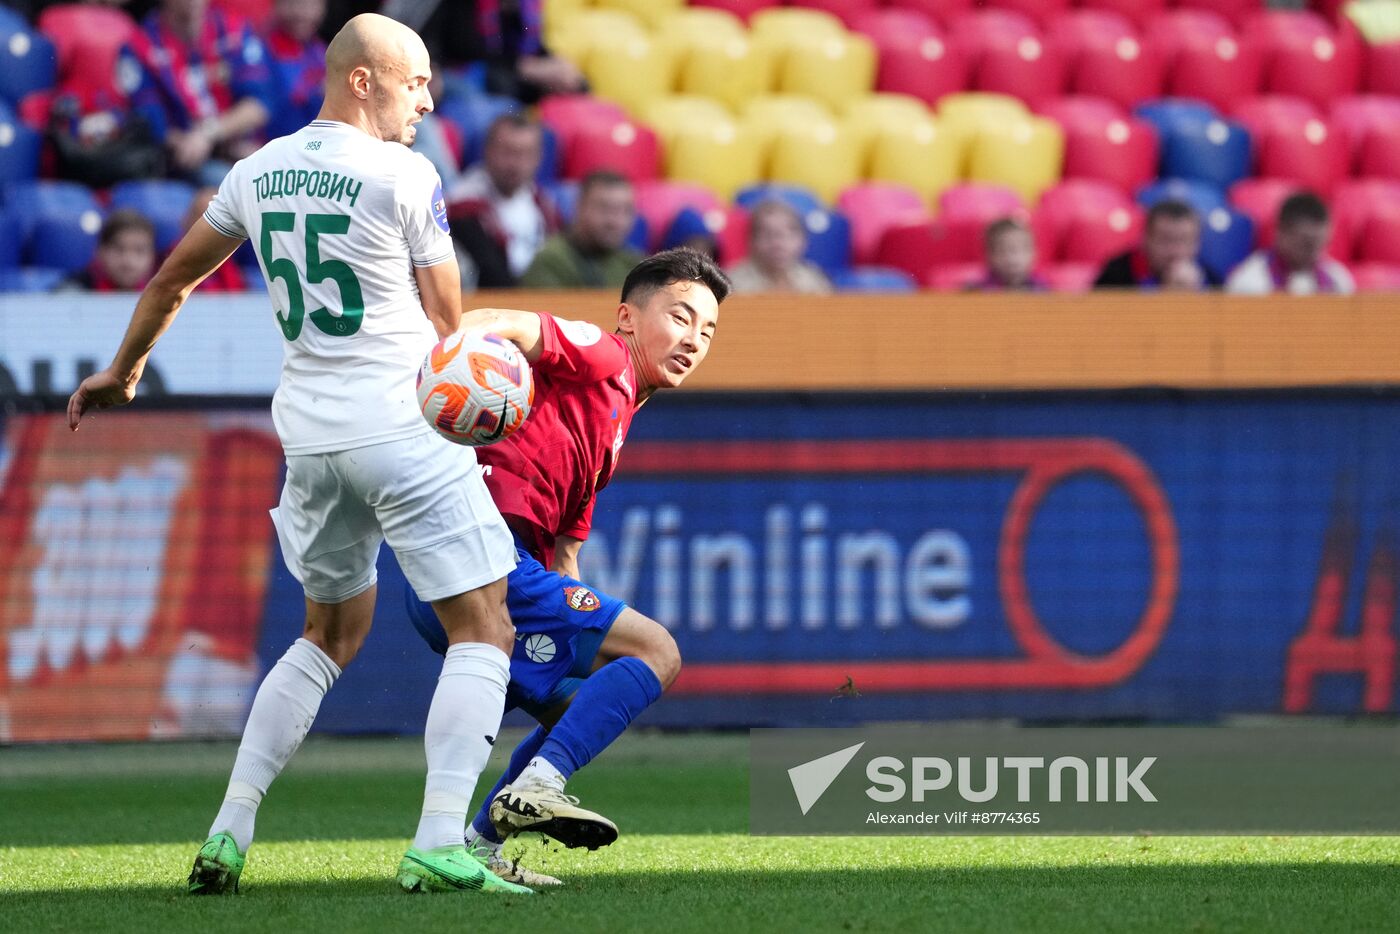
[
  {"left": 674, "top": 33, "right": 777, "bottom": 112},
  {"left": 741, "top": 94, "right": 835, "bottom": 154},
  {"left": 644, "top": 95, "right": 734, "bottom": 149},
  {"left": 543, "top": 0, "right": 591, "bottom": 31},
  {"left": 665, "top": 122, "right": 764, "bottom": 200},
  {"left": 936, "top": 92, "right": 1031, "bottom": 175},
  {"left": 774, "top": 32, "right": 876, "bottom": 113},
  {"left": 594, "top": 0, "right": 684, "bottom": 30},
  {"left": 547, "top": 8, "right": 646, "bottom": 67},
  {"left": 844, "top": 96, "right": 960, "bottom": 203},
  {"left": 654, "top": 7, "right": 747, "bottom": 46},
  {"left": 766, "top": 122, "right": 862, "bottom": 203},
  {"left": 967, "top": 117, "right": 1065, "bottom": 205},
  {"left": 749, "top": 8, "right": 846, "bottom": 45},
  {"left": 583, "top": 34, "right": 678, "bottom": 118}
]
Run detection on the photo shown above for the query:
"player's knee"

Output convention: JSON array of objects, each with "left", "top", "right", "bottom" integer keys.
[
  {"left": 643, "top": 628, "right": 682, "bottom": 691},
  {"left": 435, "top": 577, "right": 514, "bottom": 654},
  {"left": 302, "top": 627, "right": 365, "bottom": 669}
]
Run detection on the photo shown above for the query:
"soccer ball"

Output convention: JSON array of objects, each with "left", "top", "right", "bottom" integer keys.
[{"left": 416, "top": 331, "right": 534, "bottom": 446}]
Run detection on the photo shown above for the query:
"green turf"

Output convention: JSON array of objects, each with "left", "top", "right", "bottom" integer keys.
[{"left": 3, "top": 733, "right": 1399, "bottom": 932}]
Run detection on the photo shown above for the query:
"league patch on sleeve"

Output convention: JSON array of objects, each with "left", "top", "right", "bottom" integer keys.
[
  {"left": 564, "top": 586, "right": 601, "bottom": 612},
  {"left": 431, "top": 182, "right": 449, "bottom": 233},
  {"left": 556, "top": 318, "right": 603, "bottom": 347}
]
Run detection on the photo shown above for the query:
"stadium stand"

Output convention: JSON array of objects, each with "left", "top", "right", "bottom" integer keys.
[{"left": 2, "top": 0, "right": 1398, "bottom": 292}]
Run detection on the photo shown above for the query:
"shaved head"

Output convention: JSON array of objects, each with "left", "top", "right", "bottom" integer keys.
[{"left": 319, "top": 13, "right": 434, "bottom": 145}]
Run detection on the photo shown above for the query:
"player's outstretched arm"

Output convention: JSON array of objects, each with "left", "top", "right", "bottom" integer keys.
[
  {"left": 68, "top": 218, "right": 243, "bottom": 430},
  {"left": 459, "top": 308, "right": 545, "bottom": 363},
  {"left": 552, "top": 535, "right": 584, "bottom": 580}
]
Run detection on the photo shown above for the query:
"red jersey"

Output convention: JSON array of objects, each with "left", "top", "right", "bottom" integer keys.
[{"left": 479, "top": 313, "right": 637, "bottom": 568}]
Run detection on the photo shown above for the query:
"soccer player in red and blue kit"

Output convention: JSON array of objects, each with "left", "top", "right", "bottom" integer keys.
[{"left": 406, "top": 249, "right": 729, "bottom": 885}]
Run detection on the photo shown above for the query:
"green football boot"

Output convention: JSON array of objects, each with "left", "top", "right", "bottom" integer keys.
[
  {"left": 397, "top": 845, "right": 534, "bottom": 895},
  {"left": 187, "top": 832, "right": 246, "bottom": 895}
]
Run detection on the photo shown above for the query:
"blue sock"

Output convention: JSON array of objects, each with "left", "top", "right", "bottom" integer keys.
[
  {"left": 534, "top": 657, "right": 663, "bottom": 781},
  {"left": 469, "top": 725, "right": 548, "bottom": 844}
]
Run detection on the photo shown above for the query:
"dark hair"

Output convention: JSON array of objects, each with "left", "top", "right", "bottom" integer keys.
[
  {"left": 621, "top": 248, "right": 732, "bottom": 305},
  {"left": 579, "top": 170, "right": 632, "bottom": 199},
  {"left": 747, "top": 199, "right": 805, "bottom": 241},
  {"left": 1146, "top": 199, "right": 1198, "bottom": 228},
  {"left": 99, "top": 209, "right": 156, "bottom": 246},
  {"left": 484, "top": 113, "right": 541, "bottom": 148},
  {"left": 1278, "top": 191, "right": 1330, "bottom": 228},
  {"left": 984, "top": 216, "right": 1031, "bottom": 248}
]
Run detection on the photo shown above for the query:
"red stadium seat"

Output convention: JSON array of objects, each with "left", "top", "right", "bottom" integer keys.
[
  {"left": 787, "top": 0, "right": 878, "bottom": 29},
  {"left": 953, "top": 10, "right": 1064, "bottom": 109},
  {"left": 936, "top": 183, "right": 1027, "bottom": 263},
  {"left": 1148, "top": 10, "right": 1263, "bottom": 112},
  {"left": 1042, "top": 97, "right": 1158, "bottom": 194},
  {"left": 632, "top": 180, "right": 724, "bottom": 252},
  {"left": 887, "top": 0, "right": 975, "bottom": 29},
  {"left": 1047, "top": 11, "right": 1163, "bottom": 109},
  {"left": 983, "top": 0, "right": 1071, "bottom": 28},
  {"left": 564, "top": 119, "right": 660, "bottom": 182},
  {"left": 1364, "top": 41, "right": 1400, "bottom": 96},
  {"left": 1034, "top": 179, "right": 1143, "bottom": 265},
  {"left": 1245, "top": 11, "right": 1362, "bottom": 109},
  {"left": 1173, "top": 0, "right": 1261, "bottom": 28},
  {"left": 687, "top": 0, "right": 774, "bottom": 22},
  {"left": 875, "top": 219, "right": 968, "bottom": 278},
  {"left": 1229, "top": 177, "right": 1302, "bottom": 247},
  {"left": 1355, "top": 121, "right": 1400, "bottom": 181},
  {"left": 1322, "top": 179, "right": 1400, "bottom": 261},
  {"left": 1331, "top": 96, "right": 1400, "bottom": 173},
  {"left": 837, "top": 182, "right": 932, "bottom": 264},
  {"left": 852, "top": 8, "right": 939, "bottom": 47},
  {"left": 1350, "top": 262, "right": 1400, "bottom": 291},
  {"left": 538, "top": 96, "right": 629, "bottom": 153},
  {"left": 1042, "top": 261, "right": 1100, "bottom": 291},
  {"left": 925, "top": 261, "right": 985, "bottom": 290},
  {"left": 1253, "top": 114, "right": 1347, "bottom": 197},
  {"left": 866, "top": 24, "right": 969, "bottom": 106},
  {"left": 1075, "top": 0, "right": 1166, "bottom": 29},
  {"left": 1357, "top": 204, "right": 1400, "bottom": 265},
  {"left": 37, "top": 4, "right": 137, "bottom": 105},
  {"left": 211, "top": 0, "right": 272, "bottom": 26}
]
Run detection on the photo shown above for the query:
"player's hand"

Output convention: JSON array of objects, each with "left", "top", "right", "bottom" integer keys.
[
  {"left": 67, "top": 369, "right": 137, "bottom": 431},
  {"left": 169, "top": 129, "right": 214, "bottom": 172}
]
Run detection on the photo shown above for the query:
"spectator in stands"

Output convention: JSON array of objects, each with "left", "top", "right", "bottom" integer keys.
[
  {"left": 1226, "top": 192, "right": 1355, "bottom": 295},
  {"left": 520, "top": 170, "right": 640, "bottom": 289},
  {"left": 726, "top": 200, "right": 831, "bottom": 295},
  {"left": 446, "top": 114, "right": 558, "bottom": 289},
  {"left": 379, "top": 0, "right": 585, "bottom": 103},
  {"left": 1094, "top": 200, "right": 1218, "bottom": 290},
  {"left": 264, "top": 0, "right": 327, "bottom": 140},
  {"left": 971, "top": 217, "right": 1046, "bottom": 291},
  {"left": 181, "top": 187, "right": 249, "bottom": 291},
  {"left": 117, "top": 0, "right": 275, "bottom": 186},
  {"left": 61, "top": 210, "right": 157, "bottom": 292}
]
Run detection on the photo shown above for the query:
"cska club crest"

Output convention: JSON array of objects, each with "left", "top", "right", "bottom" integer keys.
[{"left": 564, "top": 586, "right": 601, "bottom": 612}]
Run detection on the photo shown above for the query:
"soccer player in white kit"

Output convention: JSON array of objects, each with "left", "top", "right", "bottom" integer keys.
[{"left": 67, "top": 14, "right": 532, "bottom": 896}]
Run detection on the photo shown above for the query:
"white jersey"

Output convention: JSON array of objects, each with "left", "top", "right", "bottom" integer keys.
[{"left": 205, "top": 119, "right": 455, "bottom": 454}]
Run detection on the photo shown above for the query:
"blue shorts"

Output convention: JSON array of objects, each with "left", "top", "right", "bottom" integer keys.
[{"left": 406, "top": 534, "right": 628, "bottom": 718}]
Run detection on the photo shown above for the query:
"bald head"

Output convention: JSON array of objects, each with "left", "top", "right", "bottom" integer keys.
[{"left": 319, "top": 13, "right": 434, "bottom": 146}]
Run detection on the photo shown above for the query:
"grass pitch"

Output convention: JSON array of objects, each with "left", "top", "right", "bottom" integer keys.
[{"left": 3, "top": 732, "right": 1398, "bottom": 933}]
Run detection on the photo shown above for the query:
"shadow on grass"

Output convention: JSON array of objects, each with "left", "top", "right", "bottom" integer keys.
[{"left": 6, "top": 863, "right": 1400, "bottom": 933}]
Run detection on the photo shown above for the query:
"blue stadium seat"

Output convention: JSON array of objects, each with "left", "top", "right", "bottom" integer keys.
[
  {"left": 4, "top": 180, "right": 104, "bottom": 272},
  {"left": 802, "top": 207, "right": 853, "bottom": 276},
  {"left": 0, "top": 207, "right": 20, "bottom": 269},
  {"left": 109, "top": 180, "right": 197, "bottom": 252},
  {"left": 536, "top": 125, "right": 560, "bottom": 184},
  {"left": 435, "top": 92, "right": 522, "bottom": 166},
  {"left": 0, "top": 266, "right": 67, "bottom": 292},
  {"left": 1197, "top": 205, "right": 1255, "bottom": 280},
  {"left": 1136, "top": 177, "right": 1227, "bottom": 219},
  {"left": 831, "top": 266, "right": 918, "bottom": 292},
  {"left": 735, "top": 183, "right": 825, "bottom": 215},
  {"left": 1137, "top": 99, "right": 1252, "bottom": 188},
  {"left": 1133, "top": 98, "right": 1218, "bottom": 134},
  {"left": 0, "top": 16, "right": 57, "bottom": 105},
  {"left": 0, "top": 113, "right": 41, "bottom": 183}
]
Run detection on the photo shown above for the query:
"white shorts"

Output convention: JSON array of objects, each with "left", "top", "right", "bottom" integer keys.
[{"left": 270, "top": 432, "right": 516, "bottom": 604}]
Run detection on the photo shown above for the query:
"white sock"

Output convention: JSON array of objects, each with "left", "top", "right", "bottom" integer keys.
[
  {"left": 208, "top": 638, "right": 340, "bottom": 852},
  {"left": 465, "top": 826, "right": 501, "bottom": 854},
  {"left": 413, "top": 643, "right": 510, "bottom": 852},
  {"left": 516, "top": 756, "right": 566, "bottom": 791}
]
